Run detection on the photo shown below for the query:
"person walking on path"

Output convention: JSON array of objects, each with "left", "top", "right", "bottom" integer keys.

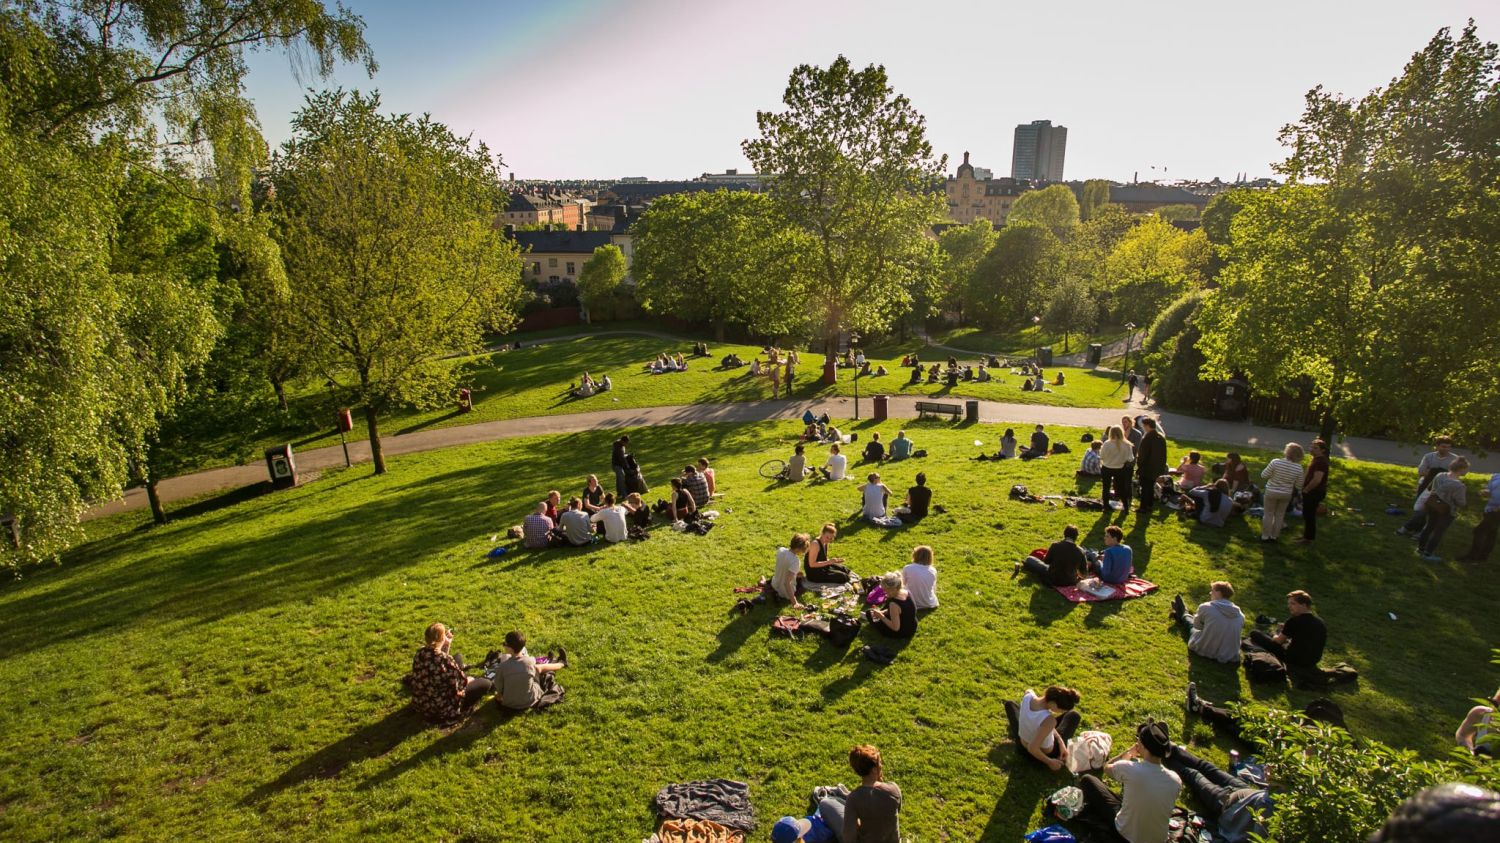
[
  {"left": 1417, "top": 458, "right": 1470, "bottom": 562},
  {"left": 1298, "top": 439, "right": 1331, "bottom": 544},
  {"left": 1259, "top": 443, "right": 1305, "bottom": 542},
  {"left": 1126, "top": 371, "right": 1138, "bottom": 402},
  {"left": 1135, "top": 418, "right": 1167, "bottom": 513},
  {"left": 1458, "top": 472, "right": 1500, "bottom": 564}
]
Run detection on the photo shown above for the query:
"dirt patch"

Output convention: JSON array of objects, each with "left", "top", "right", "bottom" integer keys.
[
  {"left": 67, "top": 732, "right": 95, "bottom": 746},
  {"left": 353, "top": 666, "right": 378, "bottom": 683}
]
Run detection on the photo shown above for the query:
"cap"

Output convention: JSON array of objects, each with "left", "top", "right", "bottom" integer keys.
[
  {"left": 770, "top": 816, "right": 812, "bottom": 843},
  {"left": 1138, "top": 720, "right": 1172, "bottom": 757}
]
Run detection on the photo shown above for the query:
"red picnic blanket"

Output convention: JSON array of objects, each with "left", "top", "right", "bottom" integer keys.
[{"left": 1054, "top": 577, "right": 1158, "bottom": 603}]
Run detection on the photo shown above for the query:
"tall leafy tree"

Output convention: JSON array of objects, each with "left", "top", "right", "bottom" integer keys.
[
  {"left": 1104, "top": 216, "right": 1209, "bottom": 325},
  {"left": 0, "top": 1, "right": 370, "bottom": 566},
  {"left": 631, "top": 190, "right": 813, "bottom": 340},
  {"left": 1042, "top": 275, "right": 1096, "bottom": 353},
  {"left": 1007, "top": 184, "right": 1080, "bottom": 235},
  {"left": 967, "top": 223, "right": 1062, "bottom": 329},
  {"left": 1078, "top": 179, "right": 1111, "bottom": 221},
  {"left": 743, "top": 56, "right": 945, "bottom": 346},
  {"left": 577, "top": 244, "right": 628, "bottom": 321},
  {"left": 271, "top": 90, "right": 522, "bottom": 475},
  {"left": 934, "top": 218, "right": 998, "bottom": 323}
]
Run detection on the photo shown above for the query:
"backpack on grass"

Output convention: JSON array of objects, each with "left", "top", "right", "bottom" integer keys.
[
  {"left": 1243, "top": 650, "right": 1288, "bottom": 684},
  {"left": 771, "top": 616, "right": 802, "bottom": 640}
]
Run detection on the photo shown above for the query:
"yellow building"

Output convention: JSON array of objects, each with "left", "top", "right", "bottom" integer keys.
[{"left": 945, "top": 152, "right": 1030, "bottom": 226}]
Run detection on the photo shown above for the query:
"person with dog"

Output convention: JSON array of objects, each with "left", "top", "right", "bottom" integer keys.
[
  {"left": 1002, "top": 685, "right": 1082, "bottom": 771},
  {"left": 805, "top": 523, "right": 854, "bottom": 584},
  {"left": 491, "top": 630, "right": 567, "bottom": 712},
  {"left": 1171, "top": 581, "right": 1246, "bottom": 663},
  {"left": 1245, "top": 590, "right": 1326, "bottom": 676},
  {"left": 410, "top": 622, "right": 492, "bottom": 722},
  {"left": 867, "top": 571, "right": 917, "bottom": 638},
  {"left": 1017, "top": 525, "right": 1088, "bottom": 587},
  {"left": 1076, "top": 721, "right": 1182, "bottom": 843}
]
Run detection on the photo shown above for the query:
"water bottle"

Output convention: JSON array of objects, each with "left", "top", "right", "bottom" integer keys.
[{"left": 1229, "top": 749, "right": 1240, "bottom": 768}]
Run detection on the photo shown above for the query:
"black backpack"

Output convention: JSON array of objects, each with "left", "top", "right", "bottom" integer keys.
[
  {"left": 1243, "top": 650, "right": 1288, "bottom": 684},
  {"left": 825, "top": 617, "right": 861, "bottom": 648}
]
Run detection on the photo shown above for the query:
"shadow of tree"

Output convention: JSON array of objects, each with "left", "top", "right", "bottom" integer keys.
[{"left": 241, "top": 706, "right": 428, "bottom": 804}]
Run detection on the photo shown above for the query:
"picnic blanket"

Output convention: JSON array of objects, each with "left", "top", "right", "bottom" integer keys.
[
  {"left": 653, "top": 779, "right": 756, "bottom": 832},
  {"left": 646, "top": 819, "right": 745, "bottom": 843},
  {"left": 1054, "top": 576, "right": 1158, "bottom": 603}
]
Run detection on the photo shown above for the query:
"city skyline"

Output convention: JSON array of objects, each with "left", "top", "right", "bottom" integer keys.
[{"left": 243, "top": 0, "right": 1491, "bottom": 182}]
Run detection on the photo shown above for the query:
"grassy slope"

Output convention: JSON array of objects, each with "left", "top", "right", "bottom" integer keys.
[
  {"left": 190, "top": 335, "right": 1132, "bottom": 473},
  {"left": 2, "top": 420, "right": 1493, "bottom": 841}
]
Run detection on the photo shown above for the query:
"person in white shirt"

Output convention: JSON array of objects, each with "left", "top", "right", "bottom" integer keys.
[
  {"left": 773, "top": 534, "right": 809, "bottom": 608},
  {"left": 1003, "top": 686, "right": 1082, "bottom": 771},
  {"left": 1078, "top": 721, "right": 1183, "bottom": 843},
  {"left": 861, "top": 472, "right": 891, "bottom": 519},
  {"left": 1259, "top": 443, "right": 1306, "bottom": 542},
  {"left": 822, "top": 443, "right": 848, "bottom": 480},
  {"left": 588, "top": 492, "right": 629, "bottom": 543},
  {"left": 901, "top": 545, "right": 938, "bottom": 609}
]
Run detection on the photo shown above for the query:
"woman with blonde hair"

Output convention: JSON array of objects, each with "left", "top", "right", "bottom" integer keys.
[
  {"left": 1259, "top": 443, "right": 1306, "bottom": 541},
  {"left": 1100, "top": 424, "right": 1135, "bottom": 512},
  {"left": 867, "top": 571, "right": 917, "bottom": 638},
  {"left": 410, "top": 623, "right": 492, "bottom": 722}
]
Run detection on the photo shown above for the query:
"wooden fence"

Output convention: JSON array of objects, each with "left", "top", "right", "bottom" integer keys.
[{"left": 1247, "top": 394, "right": 1322, "bottom": 430}]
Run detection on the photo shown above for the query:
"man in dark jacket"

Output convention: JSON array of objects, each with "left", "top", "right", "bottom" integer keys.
[
  {"left": 1136, "top": 418, "right": 1168, "bottom": 512},
  {"left": 1017, "top": 525, "right": 1087, "bottom": 586}
]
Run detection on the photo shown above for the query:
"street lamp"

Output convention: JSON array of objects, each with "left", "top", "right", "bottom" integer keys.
[
  {"left": 1122, "top": 322, "right": 1137, "bottom": 381},
  {"left": 850, "top": 331, "right": 862, "bottom": 420}
]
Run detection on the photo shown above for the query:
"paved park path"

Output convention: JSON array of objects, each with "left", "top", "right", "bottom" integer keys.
[{"left": 85, "top": 392, "right": 1498, "bottom": 521}]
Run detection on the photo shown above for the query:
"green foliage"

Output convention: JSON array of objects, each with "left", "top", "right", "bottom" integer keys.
[
  {"left": 1152, "top": 203, "right": 1201, "bottom": 222},
  {"left": 577, "top": 244, "right": 628, "bottom": 318},
  {"left": 1200, "top": 190, "right": 1249, "bottom": 278},
  {"left": 968, "top": 223, "right": 1062, "bottom": 329},
  {"left": 1140, "top": 291, "right": 1212, "bottom": 412},
  {"left": 631, "top": 190, "right": 813, "bottom": 338},
  {"left": 1041, "top": 276, "right": 1095, "bottom": 353},
  {"left": 1104, "top": 216, "right": 1208, "bottom": 326},
  {"left": 1079, "top": 179, "right": 1111, "bottom": 221},
  {"left": 933, "top": 219, "right": 999, "bottom": 320},
  {"left": 744, "top": 55, "right": 946, "bottom": 341},
  {"left": 271, "top": 90, "right": 523, "bottom": 474},
  {"left": 1007, "top": 184, "right": 1080, "bottom": 235},
  {"left": 1236, "top": 707, "right": 1500, "bottom": 843}
]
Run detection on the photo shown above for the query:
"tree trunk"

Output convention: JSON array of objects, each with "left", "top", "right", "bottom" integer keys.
[
  {"left": 146, "top": 478, "right": 167, "bottom": 525},
  {"left": 714, "top": 321, "right": 725, "bottom": 343},
  {"left": 272, "top": 379, "right": 288, "bottom": 412},
  {"left": 364, "top": 405, "right": 386, "bottom": 474},
  {"left": 1318, "top": 407, "right": 1338, "bottom": 444}
]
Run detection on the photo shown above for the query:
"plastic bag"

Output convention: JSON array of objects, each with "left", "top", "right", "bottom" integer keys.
[
  {"left": 1025, "top": 825, "right": 1076, "bottom": 843},
  {"left": 1048, "top": 785, "right": 1084, "bottom": 820}
]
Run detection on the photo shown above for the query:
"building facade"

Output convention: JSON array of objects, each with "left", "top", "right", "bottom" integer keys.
[
  {"left": 945, "top": 152, "right": 1031, "bottom": 227},
  {"left": 510, "top": 229, "right": 634, "bottom": 285},
  {"left": 1011, "top": 120, "right": 1067, "bottom": 182},
  {"left": 501, "top": 190, "right": 590, "bottom": 228}
]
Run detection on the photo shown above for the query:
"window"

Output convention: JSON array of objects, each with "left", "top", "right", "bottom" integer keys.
[
  {"left": 548, "top": 257, "right": 557, "bottom": 268},
  {"left": 532, "top": 262, "right": 541, "bottom": 276},
  {"left": 566, "top": 262, "right": 575, "bottom": 275},
  {"left": 549, "top": 275, "right": 560, "bottom": 283}
]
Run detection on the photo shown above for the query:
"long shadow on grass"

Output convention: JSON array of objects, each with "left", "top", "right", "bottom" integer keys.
[
  {"left": 708, "top": 612, "right": 764, "bottom": 664},
  {"left": 356, "top": 703, "right": 522, "bottom": 791},
  {"left": 241, "top": 706, "right": 428, "bottom": 804},
  {"left": 981, "top": 742, "right": 1051, "bottom": 842}
]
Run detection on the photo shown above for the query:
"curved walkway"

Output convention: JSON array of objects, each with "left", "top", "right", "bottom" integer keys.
[{"left": 85, "top": 393, "right": 1495, "bottom": 521}]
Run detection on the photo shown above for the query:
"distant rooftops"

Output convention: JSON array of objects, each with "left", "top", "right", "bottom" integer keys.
[{"left": 510, "top": 230, "right": 614, "bottom": 254}]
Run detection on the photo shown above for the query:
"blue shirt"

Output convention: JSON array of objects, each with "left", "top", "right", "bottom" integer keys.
[
  {"left": 1486, "top": 473, "right": 1500, "bottom": 513},
  {"left": 1097, "top": 544, "right": 1134, "bottom": 584}
]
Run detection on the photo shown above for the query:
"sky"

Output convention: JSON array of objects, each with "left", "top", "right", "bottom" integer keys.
[{"left": 243, "top": 0, "right": 1492, "bottom": 183}]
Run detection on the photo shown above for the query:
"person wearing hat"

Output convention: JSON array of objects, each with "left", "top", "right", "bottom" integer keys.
[
  {"left": 769, "top": 811, "right": 836, "bottom": 843},
  {"left": 1077, "top": 721, "right": 1182, "bottom": 843}
]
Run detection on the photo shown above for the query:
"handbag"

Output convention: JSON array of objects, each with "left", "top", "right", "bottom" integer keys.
[{"left": 1424, "top": 493, "right": 1452, "bottom": 517}]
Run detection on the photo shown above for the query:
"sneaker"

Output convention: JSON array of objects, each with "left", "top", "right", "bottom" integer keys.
[
  {"left": 1165, "top": 500, "right": 1182, "bottom": 511},
  {"left": 1394, "top": 527, "right": 1408, "bottom": 536},
  {"left": 1186, "top": 682, "right": 1201, "bottom": 713},
  {"left": 1170, "top": 594, "right": 1186, "bottom": 621}
]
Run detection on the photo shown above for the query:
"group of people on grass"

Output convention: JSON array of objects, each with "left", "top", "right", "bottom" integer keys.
[
  {"left": 570, "top": 370, "right": 612, "bottom": 398},
  {"left": 647, "top": 352, "right": 690, "bottom": 374},
  {"left": 409, "top": 624, "right": 568, "bottom": 721}
]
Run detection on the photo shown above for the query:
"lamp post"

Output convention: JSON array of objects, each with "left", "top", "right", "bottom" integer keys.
[
  {"left": 851, "top": 331, "right": 862, "bottom": 420},
  {"left": 1122, "top": 322, "right": 1137, "bottom": 381}
]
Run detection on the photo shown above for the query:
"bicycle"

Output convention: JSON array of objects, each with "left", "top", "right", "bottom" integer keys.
[{"left": 758, "top": 458, "right": 788, "bottom": 480}]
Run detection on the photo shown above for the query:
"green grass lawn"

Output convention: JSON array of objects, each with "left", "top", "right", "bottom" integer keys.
[
  {"left": 4, "top": 420, "right": 1494, "bottom": 841},
  {"left": 931, "top": 325, "right": 1129, "bottom": 357},
  {"left": 191, "top": 335, "right": 1132, "bottom": 474}
]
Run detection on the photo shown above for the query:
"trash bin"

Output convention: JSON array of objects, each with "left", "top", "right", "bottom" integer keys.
[
  {"left": 336, "top": 408, "right": 353, "bottom": 433},
  {"left": 1087, "top": 343, "right": 1103, "bottom": 366},
  {"left": 965, "top": 399, "right": 979, "bottom": 424},
  {"left": 264, "top": 444, "right": 298, "bottom": 489},
  {"left": 822, "top": 356, "right": 837, "bottom": 386},
  {"left": 1036, "top": 346, "right": 1054, "bottom": 367},
  {"left": 873, "top": 394, "right": 889, "bottom": 421},
  {"left": 1215, "top": 378, "right": 1250, "bottom": 421},
  {"left": 458, "top": 388, "right": 473, "bottom": 412}
]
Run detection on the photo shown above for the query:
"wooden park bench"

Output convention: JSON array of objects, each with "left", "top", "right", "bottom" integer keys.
[{"left": 914, "top": 400, "right": 963, "bottom": 420}]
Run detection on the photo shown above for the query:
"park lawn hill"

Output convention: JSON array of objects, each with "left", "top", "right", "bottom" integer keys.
[
  {"left": 193, "top": 332, "right": 1131, "bottom": 474},
  {"left": 1, "top": 420, "right": 1493, "bottom": 841}
]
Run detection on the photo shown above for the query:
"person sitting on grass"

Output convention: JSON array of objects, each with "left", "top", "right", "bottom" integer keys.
[
  {"left": 901, "top": 545, "right": 938, "bottom": 610},
  {"left": 803, "top": 421, "right": 821, "bottom": 442},
  {"left": 860, "top": 472, "right": 902, "bottom": 527},
  {"left": 1032, "top": 371, "right": 1047, "bottom": 391},
  {"left": 773, "top": 534, "right": 809, "bottom": 609},
  {"left": 572, "top": 376, "right": 596, "bottom": 398},
  {"left": 1171, "top": 581, "right": 1245, "bottom": 664},
  {"left": 557, "top": 498, "right": 595, "bottom": 547},
  {"left": 1077, "top": 721, "right": 1182, "bottom": 843},
  {"left": 1003, "top": 686, "right": 1082, "bottom": 771},
  {"left": 821, "top": 443, "right": 848, "bottom": 481},
  {"left": 1244, "top": 589, "right": 1327, "bottom": 678},
  {"left": 863, "top": 432, "right": 886, "bottom": 462},
  {"left": 750, "top": 358, "right": 763, "bottom": 376},
  {"left": 599, "top": 374, "right": 612, "bottom": 392},
  {"left": 1089, "top": 525, "right": 1133, "bottom": 584},
  {"left": 823, "top": 423, "right": 844, "bottom": 445},
  {"left": 926, "top": 363, "right": 941, "bottom": 384},
  {"left": 581, "top": 474, "right": 605, "bottom": 514},
  {"left": 522, "top": 502, "right": 555, "bottom": 550},
  {"left": 673, "top": 352, "right": 688, "bottom": 371},
  {"left": 1078, "top": 440, "right": 1104, "bottom": 477},
  {"left": 814, "top": 744, "right": 902, "bottom": 843},
  {"left": 698, "top": 458, "right": 717, "bottom": 497},
  {"left": 681, "top": 464, "right": 710, "bottom": 509},
  {"left": 888, "top": 430, "right": 914, "bottom": 461},
  {"left": 784, "top": 443, "right": 811, "bottom": 481},
  {"left": 999, "top": 428, "right": 1018, "bottom": 459},
  {"left": 491, "top": 630, "right": 567, "bottom": 712},
  {"left": 909, "top": 362, "right": 923, "bottom": 384},
  {"left": 1184, "top": 479, "right": 1236, "bottom": 527},
  {"left": 1017, "top": 525, "right": 1087, "bottom": 587},
  {"left": 1175, "top": 451, "right": 1207, "bottom": 491},
  {"left": 866, "top": 571, "right": 917, "bottom": 638},
  {"left": 667, "top": 477, "right": 698, "bottom": 523},
  {"left": 1054, "top": 371, "right": 1066, "bottom": 386},
  {"left": 543, "top": 489, "right": 562, "bottom": 523},
  {"left": 976, "top": 364, "right": 992, "bottom": 382},
  {"left": 1159, "top": 721, "right": 1272, "bottom": 843},
  {"left": 1020, "top": 424, "right": 1050, "bottom": 460},
  {"left": 805, "top": 523, "right": 853, "bottom": 584},
  {"left": 623, "top": 492, "right": 650, "bottom": 530},
  {"left": 589, "top": 493, "right": 629, "bottom": 543},
  {"left": 411, "top": 622, "right": 492, "bottom": 722},
  {"left": 893, "top": 473, "right": 932, "bottom": 521}
]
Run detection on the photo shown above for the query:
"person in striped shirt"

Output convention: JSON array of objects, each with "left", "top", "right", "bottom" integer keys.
[{"left": 1260, "top": 443, "right": 1306, "bottom": 542}]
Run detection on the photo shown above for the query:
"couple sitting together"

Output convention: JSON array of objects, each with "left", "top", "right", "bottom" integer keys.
[
  {"left": 861, "top": 430, "right": 915, "bottom": 462},
  {"left": 1016, "top": 524, "right": 1134, "bottom": 587},
  {"left": 409, "top": 625, "right": 568, "bottom": 722},
  {"left": 570, "top": 371, "right": 611, "bottom": 397},
  {"left": 858, "top": 472, "right": 931, "bottom": 528}
]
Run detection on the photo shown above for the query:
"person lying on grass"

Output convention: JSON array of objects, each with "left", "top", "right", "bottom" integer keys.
[
  {"left": 804, "top": 522, "right": 853, "bottom": 584},
  {"left": 866, "top": 571, "right": 917, "bottom": 638},
  {"left": 1002, "top": 685, "right": 1082, "bottom": 771},
  {"left": 668, "top": 477, "right": 698, "bottom": 523},
  {"left": 411, "top": 622, "right": 492, "bottom": 723},
  {"left": 774, "top": 534, "right": 810, "bottom": 609},
  {"left": 859, "top": 472, "right": 901, "bottom": 527},
  {"left": 491, "top": 631, "right": 567, "bottom": 713}
]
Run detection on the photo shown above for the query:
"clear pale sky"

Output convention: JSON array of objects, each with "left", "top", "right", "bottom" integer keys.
[{"left": 243, "top": 0, "right": 1491, "bottom": 182}]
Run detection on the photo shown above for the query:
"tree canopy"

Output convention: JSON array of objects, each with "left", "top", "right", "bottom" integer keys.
[
  {"left": 967, "top": 223, "right": 1062, "bottom": 329},
  {"left": 577, "top": 244, "right": 628, "bottom": 320},
  {"left": 1006, "top": 183, "right": 1080, "bottom": 235},
  {"left": 1103, "top": 216, "right": 1209, "bottom": 326}
]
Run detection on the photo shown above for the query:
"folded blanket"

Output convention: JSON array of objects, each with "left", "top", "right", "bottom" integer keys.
[
  {"left": 1054, "top": 577, "right": 1158, "bottom": 603},
  {"left": 647, "top": 818, "right": 745, "bottom": 843},
  {"left": 653, "top": 779, "right": 756, "bottom": 832}
]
